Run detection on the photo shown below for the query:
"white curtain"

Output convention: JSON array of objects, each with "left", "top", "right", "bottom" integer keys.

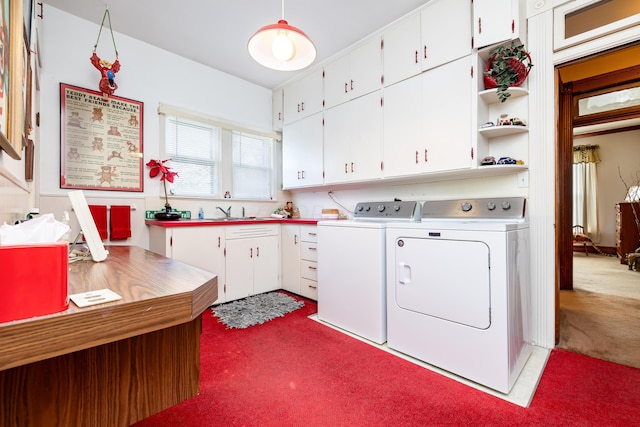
[{"left": 572, "top": 145, "right": 600, "bottom": 241}]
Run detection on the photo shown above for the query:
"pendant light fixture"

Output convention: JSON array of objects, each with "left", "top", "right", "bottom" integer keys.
[{"left": 248, "top": 0, "right": 317, "bottom": 71}]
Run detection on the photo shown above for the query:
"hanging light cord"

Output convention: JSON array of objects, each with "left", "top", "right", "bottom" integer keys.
[
  {"left": 281, "top": 0, "right": 285, "bottom": 20},
  {"left": 93, "top": 8, "right": 118, "bottom": 57}
]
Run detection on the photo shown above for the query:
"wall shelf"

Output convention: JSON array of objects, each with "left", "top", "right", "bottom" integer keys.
[{"left": 479, "top": 125, "right": 529, "bottom": 137}]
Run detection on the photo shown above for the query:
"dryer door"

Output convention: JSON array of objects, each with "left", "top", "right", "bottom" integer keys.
[{"left": 392, "top": 237, "right": 491, "bottom": 329}]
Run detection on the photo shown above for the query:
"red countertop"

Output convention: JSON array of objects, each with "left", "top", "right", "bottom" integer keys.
[{"left": 145, "top": 217, "right": 321, "bottom": 227}]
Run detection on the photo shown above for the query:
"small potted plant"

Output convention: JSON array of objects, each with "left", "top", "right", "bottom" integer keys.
[
  {"left": 146, "top": 159, "right": 181, "bottom": 220},
  {"left": 484, "top": 41, "right": 533, "bottom": 102}
]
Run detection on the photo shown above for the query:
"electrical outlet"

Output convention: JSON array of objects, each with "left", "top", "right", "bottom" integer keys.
[{"left": 517, "top": 171, "right": 529, "bottom": 188}]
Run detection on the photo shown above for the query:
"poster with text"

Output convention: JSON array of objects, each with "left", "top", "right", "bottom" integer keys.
[{"left": 60, "top": 83, "right": 143, "bottom": 191}]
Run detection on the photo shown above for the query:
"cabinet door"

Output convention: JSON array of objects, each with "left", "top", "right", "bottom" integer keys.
[
  {"left": 421, "top": 0, "right": 471, "bottom": 71},
  {"left": 283, "top": 71, "right": 324, "bottom": 124},
  {"left": 324, "top": 53, "right": 351, "bottom": 109},
  {"left": 349, "top": 37, "right": 382, "bottom": 100},
  {"left": 382, "top": 75, "right": 424, "bottom": 178},
  {"left": 324, "top": 91, "right": 382, "bottom": 184},
  {"left": 225, "top": 238, "right": 255, "bottom": 302},
  {"left": 421, "top": 56, "right": 473, "bottom": 173},
  {"left": 281, "top": 225, "right": 301, "bottom": 294},
  {"left": 282, "top": 112, "right": 324, "bottom": 189},
  {"left": 473, "top": 0, "right": 518, "bottom": 49},
  {"left": 382, "top": 12, "right": 421, "bottom": 87},
  {"left": 253, "top": 235, "right": 280, "bottom": 295},
  {"left": 272, "top": 88, "right": 284, "bottom": 131}
]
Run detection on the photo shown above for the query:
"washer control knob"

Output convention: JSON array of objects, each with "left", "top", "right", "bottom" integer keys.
[
  {"left": 356, "top": 205, "right": 364, "bottom": 212},
  {"left": 487, "top": 202, "right": 496, "bottom": 211},
  {"left": 393, "top": 204, "right": 401, "bottom": 212},
  {"left": 365, "top": 205, "right": 371, "bottom": 211},
  {"left": 377, "top": 204, "right": 386, "bottom": 212},
  {"left": 502, "top": 201, "right": 511, "bottom": 210},
  {"left": 461, "top": 202, "right": 472, "bottom": 212}
]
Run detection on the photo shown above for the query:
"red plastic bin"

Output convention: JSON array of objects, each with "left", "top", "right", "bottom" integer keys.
[{"left": 0, "top": 242, "right": 69, "bottom": 323}]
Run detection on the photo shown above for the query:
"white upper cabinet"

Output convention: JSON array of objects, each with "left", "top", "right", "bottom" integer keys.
[
  {"left": 324, "top": 37, "right": 383, "bottom": 109},
  {"left": 283, "top": 70, "right": 324, "bottom": 125},
  {"left": 324, "top": 90, "right": 383, "bottom": 184},
  {"left": 473, "top": 0, "right": 524, "bottom": 49},
  {"left": 383, "top": 56, "right": 474, "bottom": 177},
  {"left": 383, "top": 0, "right": 471, "bottom": 87},
  {"left": 272, "top": 88, "right": 284, "bottom": 131},
  {"left": 282, "top": 112, "right": 324, "bottom": 189}
]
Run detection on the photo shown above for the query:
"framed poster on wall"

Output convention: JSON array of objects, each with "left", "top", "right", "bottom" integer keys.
[{"left": 60, "top": 83, "right": 144, "bottom": 192}]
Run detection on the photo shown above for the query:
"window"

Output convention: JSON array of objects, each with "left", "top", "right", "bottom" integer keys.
[
  {"left": 232, "top": 132, "right": 274, "bottom": 200},
  {"left": 160, "top": 105, "right": 277, "bottom": 200},
  {"left": 165, "top": 116, "right": 221, "bottom": 197}
]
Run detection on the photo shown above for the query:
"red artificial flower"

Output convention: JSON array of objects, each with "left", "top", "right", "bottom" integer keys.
[{"left": 146, "top": 159, "right": 178, "bottom": 182}]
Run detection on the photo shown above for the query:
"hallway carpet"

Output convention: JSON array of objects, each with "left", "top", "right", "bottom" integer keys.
[{"left": 133, "top": 295, "right": 640, "bottom": 427}]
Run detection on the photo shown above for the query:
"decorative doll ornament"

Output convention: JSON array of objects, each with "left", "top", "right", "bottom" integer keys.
[{"left": 91, "top": 8, "right": 121, "bottom": 97}]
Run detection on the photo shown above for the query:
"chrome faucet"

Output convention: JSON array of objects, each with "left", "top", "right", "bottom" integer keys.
[{"left": 216, "top": 206, "right": 232, "bottom": 218}]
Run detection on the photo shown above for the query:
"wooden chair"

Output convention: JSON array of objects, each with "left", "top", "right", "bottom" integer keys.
[{"left": 572, "top": 225, "right": 606, "bottom": 256}]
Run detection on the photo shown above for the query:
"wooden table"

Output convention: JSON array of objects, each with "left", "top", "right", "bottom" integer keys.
[{"left": 0, "top": 246, "right": 218, "bottom": 427}]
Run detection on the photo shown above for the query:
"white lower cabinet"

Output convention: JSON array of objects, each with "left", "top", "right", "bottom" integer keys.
[
  {"left": 148, "top": 225, "right": 226, "bottom": 304},
  {"left": 224, "top": 224, "right": 280, "bottom": 302},
  {"left": 279, "top": 224, "right": 318, "bottom": 300},
  {"left": 281, "top": 224, "right": 301, "bottom": 294}
]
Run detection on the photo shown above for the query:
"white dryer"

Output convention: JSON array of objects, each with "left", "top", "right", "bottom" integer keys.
[{"left": 385, "top": 198, "right": 531, "bottom": 394}]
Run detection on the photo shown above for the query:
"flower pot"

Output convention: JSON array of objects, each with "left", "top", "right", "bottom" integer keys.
[{"left": 154, "top": 210, "right": 182, "bottom": 220}]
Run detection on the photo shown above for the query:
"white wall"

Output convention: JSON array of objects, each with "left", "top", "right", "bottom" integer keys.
[{"left": 37, "top": 7, "right": 283, "bottom": 247}]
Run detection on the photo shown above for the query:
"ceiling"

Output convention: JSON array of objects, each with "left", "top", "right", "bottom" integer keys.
[{"left": 43, "top": 0, "right": 428, "bottom": 89}]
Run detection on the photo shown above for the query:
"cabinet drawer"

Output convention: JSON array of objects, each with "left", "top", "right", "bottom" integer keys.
[
  {"left": 300, "top": 242, "right": 317, "bottom": 261},
  {"left": 225, "top": 224, "right": 279, "bottom": 239},
  {"left": 300, "top": 278, "right": 318, "bottom": 301},
  {"left": 300, "top": 260, "right": 318, "bottom": 281},
  {"left": 300, "top": 226, "right": 318, "bottom": 242}
]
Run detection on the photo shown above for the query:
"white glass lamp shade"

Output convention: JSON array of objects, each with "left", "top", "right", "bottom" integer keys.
[{"left": 248, "top": 20, "right": 317, "bottom": 71}]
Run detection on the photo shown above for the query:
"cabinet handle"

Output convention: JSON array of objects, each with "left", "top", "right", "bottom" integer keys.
[
  {"left": 478, "top": 17, "right": 482, "bottom": 34},
  {"left": 308, "top": 247, "right": 317, "bottom": 251},
  {"left": 297, "top": 103, "right": 301, "bottom": 112},
  {"left": 294, "top": 235, "right": 298, "bottom": 244},
  {"left": 424, "top": 149, "right": 428, "bottom": 162},
  {"left": 309, "top": 284, "right": 317, "bottom": 289},
  {"left": 308, "top": 266, "right": 317, "bottom": 270},
  {"left": 301, "top": 101, "right": 305, "bottom": 111},
  {"left": 415, "top": 50, "right": 419, "bottom": 64},
  {"left": 415, "top": 150, "right": 419, "bottom": 164},
  {"left": 301, "top": 170, "right": 305, "bottom": 179},
  {"left": 297, "top": 170, "right": 301, "bottom": 179},
  {"left": 250, "top": 247, "right": 253, "bottom": 258},
  {"left": 511, "top": 19, "right": 515, "bottom": 34},
  {"left": 278, "top": 112, "right": 282, "bottom": 120},
  {"left": 218, "top": 236, "right": 221, "bottom": 248},
  {"left": 350, "top": 162, "right": 354, "bottom": 173},
  {"left": 344, "top": 82, "right": 348, "bottom": 93},
  {"left": 350, "top": 79, "right": 354, "bottom": 91},
  {"left": 345, "top": 163, "right": 348, "bottom": 173},
  {"left": 423, "top": 45, "right": 427, "bottom": 59},
  {"left": 256, "top": 247, "right": 260, "bottom": 257},
  {"left": 308, "top": 232, "right": 317, "bottom": 236}
]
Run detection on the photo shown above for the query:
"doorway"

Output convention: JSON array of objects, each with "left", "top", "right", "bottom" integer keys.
[{"left": 555, "top": 42, "right": 640, "bottom": 365}]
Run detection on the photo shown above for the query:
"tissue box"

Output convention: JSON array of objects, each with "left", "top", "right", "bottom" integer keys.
[{"left": 0, "top": 242, "right": 69, "bottom": 323}]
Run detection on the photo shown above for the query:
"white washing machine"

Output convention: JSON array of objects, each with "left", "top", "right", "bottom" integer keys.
[
  {"left": 385, "top": 197, "right": 531, "bottom": 393},
  {"left": 317, "top": 200, "right": 419, "bottom": 344}
]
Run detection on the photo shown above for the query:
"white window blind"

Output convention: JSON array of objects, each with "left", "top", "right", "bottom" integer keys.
[
  {"left": 165, "top": 116, "right": 221, "bottom": 197},
  {"left": 232, "top": 131, "right": 274, "bottom": 200}
]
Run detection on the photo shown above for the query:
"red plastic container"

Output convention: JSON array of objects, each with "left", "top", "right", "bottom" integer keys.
[{"left": 0, "top": 242, "right": 69, "bottom": 323}]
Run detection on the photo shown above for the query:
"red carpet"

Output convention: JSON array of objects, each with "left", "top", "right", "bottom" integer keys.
[{"left": 133, "top": 293, "right": 640, "bottom": 426}]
